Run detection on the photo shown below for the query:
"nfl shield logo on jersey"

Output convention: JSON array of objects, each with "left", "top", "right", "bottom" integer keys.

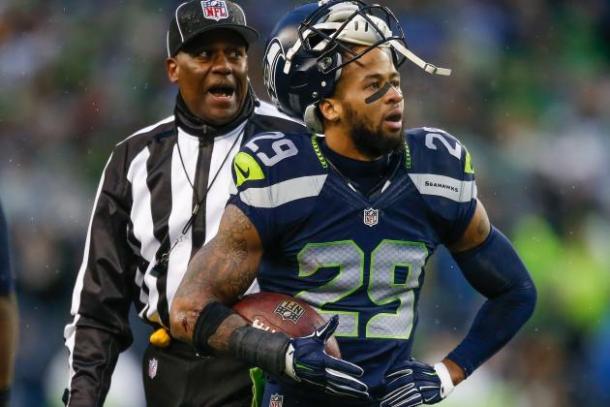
[
  {"left": 363, "top": 208, "right": 379, "bottom": 227},
  {"left": 201, "top": 0, "right": 229, "bottom": 21},
  {"left": 270, "top": 394, "right": 284, "bottom": 407},
  {"left": 148, "top": 357, "right": 158, "bottom": 379}
]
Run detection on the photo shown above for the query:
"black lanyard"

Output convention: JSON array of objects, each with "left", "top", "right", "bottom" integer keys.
[{"left": 155, "top": 128, "right": 242, "bottom": 269}]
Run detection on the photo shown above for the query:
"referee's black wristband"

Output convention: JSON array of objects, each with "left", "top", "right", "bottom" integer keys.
[
  {"left": 192, "top": 301, "right": 235, "bottom": 355},
  {"left": 0, "top": 387, "right": 10, "bottom": 407},
  {"left": 229, "top": 325, "right": 290, "bottom": 376}
]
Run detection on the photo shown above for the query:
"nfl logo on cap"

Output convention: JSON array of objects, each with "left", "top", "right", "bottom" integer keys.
[{"left": 201, "top": 0, "right": 229, "bottom": 21}]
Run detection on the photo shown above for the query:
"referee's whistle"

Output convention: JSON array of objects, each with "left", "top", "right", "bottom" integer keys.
[{"left": 150, "top": 328, "right": 172, "bottom": 348}]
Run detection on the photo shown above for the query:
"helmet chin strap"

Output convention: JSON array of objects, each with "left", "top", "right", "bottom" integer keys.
[
  {"left": 304, "top": 104, "right": 324, "bottom": 134},
  {"left": 389, "top": 39, "right": 452, "bottom": 76},
  {"left": 304, "top": 80, "right": 400, "bottom": 134}
]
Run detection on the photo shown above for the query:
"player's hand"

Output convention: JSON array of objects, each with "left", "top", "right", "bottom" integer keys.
[
  {"left": 379, "top": 359, "right": 454, "bottom": 406},
  {"left": 284, "top": 315, "right": 370, "bottom": 399}
]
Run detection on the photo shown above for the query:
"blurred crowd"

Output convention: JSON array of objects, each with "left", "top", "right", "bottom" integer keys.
[{"left": 0, "top": 0, "right": 608, "bottom": 406}]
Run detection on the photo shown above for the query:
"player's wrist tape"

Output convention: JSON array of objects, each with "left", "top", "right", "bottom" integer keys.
[
  {"left": 193, "top": 301, "right": 235, "bottom": 355},
  {"left": 0, "top": 386, "right": 10, "bottom": 406},
  {"left": 284, "top": 343, "right": 298, "bottom": 380},
  {"left": 433, "top": 362, "right": 455, "bottom": 399},
  {"left": 229, "top": 325, "right": 290, "bottom": 376}
]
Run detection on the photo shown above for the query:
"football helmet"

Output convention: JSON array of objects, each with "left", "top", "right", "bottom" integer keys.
[{"left": 263, "top": 0, "right": 451, "bottom": 132}]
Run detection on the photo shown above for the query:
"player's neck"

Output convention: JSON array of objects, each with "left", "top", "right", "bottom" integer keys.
[{"left": 324, "top": 129, "right": 380, "bottom": 161}]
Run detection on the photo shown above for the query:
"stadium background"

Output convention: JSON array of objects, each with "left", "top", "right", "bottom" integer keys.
[{"left": 1, "top": 0, "right": 609, "bottom": 405}]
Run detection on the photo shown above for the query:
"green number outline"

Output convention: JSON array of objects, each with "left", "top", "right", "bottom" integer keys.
[
  {"left": 296, "top": 239, "right": 427, "bottom": 340},
  {"left": 295, "top": 241, "right": 364, "bottom": 338},
  {"left": 366, "top": 240, "right": 428, "bottom": 340}
]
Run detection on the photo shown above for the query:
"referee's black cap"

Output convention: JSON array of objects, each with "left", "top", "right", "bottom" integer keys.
[{"left": 167, "top": 0, "right": 259, "bottom": 57}]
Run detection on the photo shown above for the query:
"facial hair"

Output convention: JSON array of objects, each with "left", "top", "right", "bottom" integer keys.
[{"left": 343, "top": 103, "right": 404, "bottom": 159}]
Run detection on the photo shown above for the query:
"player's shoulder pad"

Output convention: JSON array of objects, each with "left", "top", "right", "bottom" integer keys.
[
  {"left": 405, "top": 127, "right": 476, "bottom": 204},
  {"left": 232, "top": 131, "right": 326, "bottom": 190},
  {"left": 406, "top": 127, "right": 475, "bottom": 179},
  {"left": 252, "top": 100, "right": 307, "bottom": 133}
]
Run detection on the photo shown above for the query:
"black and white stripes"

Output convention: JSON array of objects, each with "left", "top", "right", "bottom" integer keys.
[{"left": 63, "top": 101, "right": 305, "bottom": 405}]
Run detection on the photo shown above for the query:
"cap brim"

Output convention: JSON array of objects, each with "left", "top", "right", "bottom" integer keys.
[{"left": 180, "top": 24, "right": 259, "bottom": 51}]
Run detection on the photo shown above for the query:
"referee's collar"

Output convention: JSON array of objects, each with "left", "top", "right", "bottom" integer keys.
[{"left": 174, "top": 87, "right": 256, "bottom": 140}]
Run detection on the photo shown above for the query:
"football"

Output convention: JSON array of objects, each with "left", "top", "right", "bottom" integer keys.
[{"left": 233, "top": 292, "right": 341, "bottom": 358}]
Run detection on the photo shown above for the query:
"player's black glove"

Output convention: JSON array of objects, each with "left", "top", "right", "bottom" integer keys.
[
  {"left": 284, "top": 315, "right": 370, "bottom": 399},
  {"left": 379, "top": 359, "right": 454, "bottom": 407}
]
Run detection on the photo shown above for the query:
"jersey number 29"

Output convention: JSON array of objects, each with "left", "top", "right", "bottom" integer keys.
[{"left": 296, "top": 239, "right": 427, "bottom": 340}]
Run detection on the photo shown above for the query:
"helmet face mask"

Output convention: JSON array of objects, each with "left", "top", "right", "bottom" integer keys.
[
  {"left": 296, "top": 2, "right": 407, "bottom": 75},
  {"left": 264, "top": 0, "right": 450, "bottom": 132}
]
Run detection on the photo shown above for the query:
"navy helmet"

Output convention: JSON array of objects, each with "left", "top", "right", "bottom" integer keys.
[{"left": 263, "top": 0, "right": 451, "bottom": 132}]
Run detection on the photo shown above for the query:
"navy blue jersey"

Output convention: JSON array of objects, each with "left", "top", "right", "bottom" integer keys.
[{"left": 228, "top": 127, "right": 477, "bottom": 395}]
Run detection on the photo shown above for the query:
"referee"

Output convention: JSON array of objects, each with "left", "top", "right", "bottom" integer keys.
[
  {"left": 63, "top": 1, "right": 305, "bottom": 406},
  {"left": 0, "top": 199, "right": 17, "bottom": 407}
]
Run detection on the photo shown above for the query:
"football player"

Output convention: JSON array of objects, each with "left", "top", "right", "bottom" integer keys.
[{"left": 170, "top": 1, "right": 537, "bottom": 406}]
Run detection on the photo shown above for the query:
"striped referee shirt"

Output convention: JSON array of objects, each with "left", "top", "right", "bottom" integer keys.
[{"left": 63, "top": 96, "right": 305, "bottom": 405}]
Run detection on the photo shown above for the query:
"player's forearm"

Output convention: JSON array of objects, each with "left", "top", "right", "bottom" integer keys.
[
  {"left": 449, "top": 226, "right": 537, "bottom": 376},
  {"left": 0, "top": 294, "right": 17, "bottom": 389},
  {"left": 172, "top": 285, "right": 289, "bottom": 375},
  {"left": 169, "top": 241, "right": 233, "bottom": 344},
  {"left": 170, "top": 205, "right": 262, "bottom": 346},
  {"left": 170, "top": 241, "right": 253, "bottom": 344},
  {"left": 447, "top": 281, "right": 536, "bottom": 375},
  {"left": 178, "top": 298, "right": 289, "bottom": 374},
  {"left": 207, "top": 313, "right": 249, "bottom": 352}
]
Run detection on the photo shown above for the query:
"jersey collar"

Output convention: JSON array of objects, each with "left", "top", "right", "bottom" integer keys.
[{"left": 174, "top": 86, "right": 256, "bottom": 140}]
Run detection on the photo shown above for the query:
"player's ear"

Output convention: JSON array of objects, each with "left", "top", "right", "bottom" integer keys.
[
  {"left": 319, "top": 98, "right": 341, "bottom": 124},
  {"left": 166, "top": 57, "right": 179, "bottom": 83}
]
